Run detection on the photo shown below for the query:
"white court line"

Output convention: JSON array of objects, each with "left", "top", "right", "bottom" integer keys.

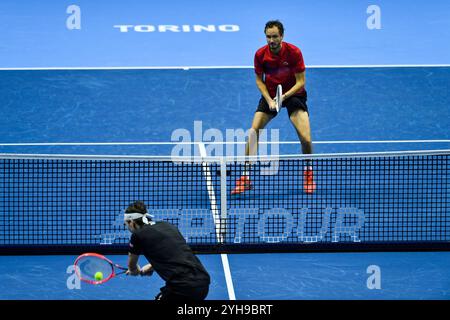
[
  {"left": 198, "top": 142, "right": 223, "bottom": 242},
  {"left": 198, "top": 142, "right": 236, "bottom": 301},
  {"left": 1, "top": 64, "right": 450, "bottom": 71},
  {"left": 220, "top": 254, "right": 236, "bottom": 300},
  {"left": 0, "top": 66, "right": 252, "bottom": 71},
  {"left": 312, "top": 140, "right": 450, "bottom": 144},
  {"left": 309, "top": 64, "right": 450, "bottom": 68},
  {"left": 1, "top": 140, "right": 449, "bottom": 147},
  {"left": 0, "top": 142, "right": 196, "bottom": 146}
]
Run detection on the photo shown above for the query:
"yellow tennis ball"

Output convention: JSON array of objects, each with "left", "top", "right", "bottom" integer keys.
[{"left": 94, "top": 272, "right": 103, "bottom": 281}]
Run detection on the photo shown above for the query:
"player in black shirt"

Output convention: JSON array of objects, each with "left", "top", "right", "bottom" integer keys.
[{"left": 124, "top": 201, "right": 210, "bottom": 301}]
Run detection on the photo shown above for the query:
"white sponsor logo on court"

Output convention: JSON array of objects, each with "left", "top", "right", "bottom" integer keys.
[
  {"left": 114, "top": 24, "right": 240, "bottom": 33},
  {"left": 367, "top": 265, "right": 382, "bottom": 289},
  {"left": 66, "top": 265, "right": 81, "bottom": 290},
  {"left": 367, "top": 5, "right": 382, "bottom": 30},
  {"left": 66, "top": 5, "right": 81, "bottom": 30}
]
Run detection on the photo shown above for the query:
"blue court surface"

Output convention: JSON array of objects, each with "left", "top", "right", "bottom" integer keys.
[
  {"left": 0, "top": 0, "right": 449, "bottom": 301},
  {"left": 0, "top": 252, "right": 450, "bottom": 300}
]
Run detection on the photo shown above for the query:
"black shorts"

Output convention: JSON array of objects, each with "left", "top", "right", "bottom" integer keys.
[
  {"left": 155, "top": 285, "right": 209, "bottom": 301},
  {"left": 256, "top": 93, "right": 308, "bottom": 117}
]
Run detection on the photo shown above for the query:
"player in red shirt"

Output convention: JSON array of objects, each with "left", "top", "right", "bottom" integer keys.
[{"left": 232, "top": 20, "right": 316, "bottom": 195}]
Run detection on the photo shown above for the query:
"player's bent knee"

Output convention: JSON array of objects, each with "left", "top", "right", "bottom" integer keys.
[{"left": 249, "top": 127, "right": 262, "bottom": 138}]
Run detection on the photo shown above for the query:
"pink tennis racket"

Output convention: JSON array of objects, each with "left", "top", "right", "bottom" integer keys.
[{"left": 74, "top": 253, "right": 128, "bottom": 285}]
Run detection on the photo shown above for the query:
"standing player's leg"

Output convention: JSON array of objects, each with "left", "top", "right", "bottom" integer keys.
[
  {"left": 289, "top": 109, "right": 313, "bottom": 155},
  {"left": 245, "top": 111, "right": 274, "bottom": 157},
  {"left": 286, "top": 97, "right": 316, "bottom": 194},
  {"left": 232, "top": 109, "right": 275, "bottom": 195}
]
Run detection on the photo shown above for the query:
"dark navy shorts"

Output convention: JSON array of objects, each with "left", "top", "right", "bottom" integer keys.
[{"left": 256, "top": 93, "right": 308, "bottom": 117}]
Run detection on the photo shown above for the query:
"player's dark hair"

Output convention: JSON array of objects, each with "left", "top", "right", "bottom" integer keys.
[
  {"left": 264, "top": 20, "right": 284, "bottom": 36},
  {"left": 125, "top": 201, "right": 148, "bottom": 226}
]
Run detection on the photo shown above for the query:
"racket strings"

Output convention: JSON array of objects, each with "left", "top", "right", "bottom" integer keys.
[{"left": 75, "top": 256, "right": 114, "bottom": 281}]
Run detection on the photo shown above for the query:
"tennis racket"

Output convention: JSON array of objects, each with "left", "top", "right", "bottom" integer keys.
[
  {"left": 74, "top": 253, "right": 128, "bottom": 285},
  {"left": 274, "top": 84, "right": 283, "bottom": 112}
]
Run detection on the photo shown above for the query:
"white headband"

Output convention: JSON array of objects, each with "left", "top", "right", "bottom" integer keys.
[{"left": 124, "top": 212, "right": 154, "bottom": 225}]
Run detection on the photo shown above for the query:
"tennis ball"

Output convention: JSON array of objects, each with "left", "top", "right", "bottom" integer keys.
[{"left": 94, "top": 271, "right": 103, "bottom": 281}]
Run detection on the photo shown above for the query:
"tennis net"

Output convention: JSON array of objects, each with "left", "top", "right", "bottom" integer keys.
[{"left": 0, "top": 150, "right": 449, "bottom": 253}]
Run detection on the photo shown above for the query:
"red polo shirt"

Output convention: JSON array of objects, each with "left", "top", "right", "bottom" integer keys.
[{"left": 254, "top": 42, "right": 306, "bottom": 98}]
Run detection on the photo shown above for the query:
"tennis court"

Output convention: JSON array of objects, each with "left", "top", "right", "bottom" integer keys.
[{"left": 0, "top": 0, "right": 449, "bottom": 301}]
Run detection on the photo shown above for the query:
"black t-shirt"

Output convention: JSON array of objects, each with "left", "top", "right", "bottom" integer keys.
[{"left": 128, "top": 221, "right": 210, "bottom": 289}]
